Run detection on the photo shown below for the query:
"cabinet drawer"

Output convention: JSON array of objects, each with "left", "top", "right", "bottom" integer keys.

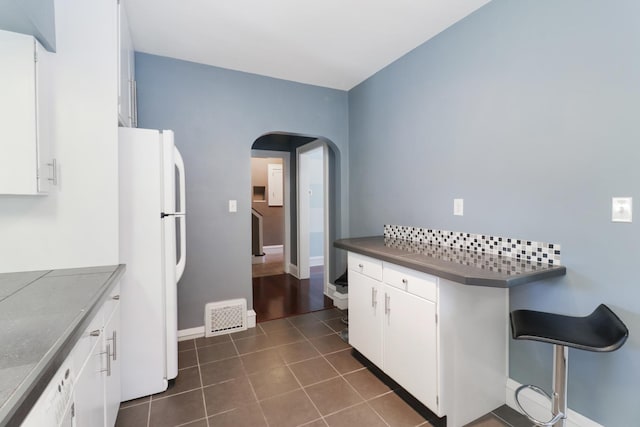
[
  {"left": 103, "top": 282, "right": 121, "bottom": 322},
  {"left": 348, "top": 252, "right": 382, "bottom": 281},
  {"left": 383, "top": 263, "right": 437, "bottom": 302},
  {"left": 70, "top": 303, "right": 105, "bottom": 376}
]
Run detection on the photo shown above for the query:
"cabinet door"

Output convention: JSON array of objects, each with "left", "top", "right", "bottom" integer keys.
[
  {"left": 0, "top": 30, "right": 42, "bottom": 195},
  {"left": 104, "top": 303, "right": 121, "bottom": 427},
  {"left": 348, "top": 270, "right": 383, "bottom": 367},
  {"left": 74, "top": 338, "right": 105, "bottom": 427},
  {"left": 383, "top": 285, "right": 438, "bottom": 412}
]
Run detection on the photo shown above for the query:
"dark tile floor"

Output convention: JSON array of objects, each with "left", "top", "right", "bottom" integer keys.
[{"left": 116, "top": 308, "right": 530, "bottom": 427}]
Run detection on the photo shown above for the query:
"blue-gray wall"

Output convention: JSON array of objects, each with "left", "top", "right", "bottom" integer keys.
[
  {"left": 135, "top": 53, "right": 349, "bottom": 329},
  {"left": 348, "top": 1, "right": 639, "bottom": 425},
  {"left": 0, "top": 0, "right": 56, "bottom": 51}
]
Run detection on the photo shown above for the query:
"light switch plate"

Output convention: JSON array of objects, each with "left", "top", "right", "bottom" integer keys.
[
  {"left": 229, "top": 200, "right": 237, "bottom": 213},
  {"left": 612, "top": 197, "right": 632, "bottom": 222},
  {"left": 454, "top": 198, "right": 464, "bottom": 216}
]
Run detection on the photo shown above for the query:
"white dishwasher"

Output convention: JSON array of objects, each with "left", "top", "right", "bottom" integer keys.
[{"left": 21, "top": 362, "right": 75, "bottom": 427}]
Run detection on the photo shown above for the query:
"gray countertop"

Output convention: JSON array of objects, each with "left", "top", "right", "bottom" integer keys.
[
  {"left": 335, "top": 236, "right": 566, "bottom": 287},
  {"left": 0, "top": 265, "right": 126, "bottom": 427}
]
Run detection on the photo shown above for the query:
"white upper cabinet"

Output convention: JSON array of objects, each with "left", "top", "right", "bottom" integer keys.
[
  {"left": 118, "top": 0, "right": 136, "bottom": 127},
  {"left": 0, "top": 29, "right": 54, "bottom": 195}
]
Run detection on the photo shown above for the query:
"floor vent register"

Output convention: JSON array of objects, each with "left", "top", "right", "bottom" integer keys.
[{"left": 204, "top": 298, "right": 247, "bottom": 337}]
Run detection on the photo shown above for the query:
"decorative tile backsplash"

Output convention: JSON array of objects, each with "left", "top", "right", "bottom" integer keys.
[
  {"left": 383, "top": 225, "right": 561, "bottom": 265},
  {"left": 382, "top": 237, "right": 552, "bottom": 274}
]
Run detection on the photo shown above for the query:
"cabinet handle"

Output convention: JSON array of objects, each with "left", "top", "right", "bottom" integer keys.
[
  {"left": 90, "top": 329, "right": 100, "bottom": 337},
  {"left": 107, "top": 330, "right": 117, "bottom": 360},
  {"left": 358, "top": 263, "right": 364, "bottom": 269},
  {"left": 402, "top": 278, "right": 408, "bottom": 284},
  {"left": 385, "top": 294, "right": 390, "bottom": 315},
  {"left": 371, "top": 287, "right": 375, "bottom": 307},
  {"left": 106, "top": 343, "right": 112, "bottom": 376},
  {"left": 112, "top": 295, "right": 120, "bottom": 300},
  {"left": 47, "top": 159, "right": 58, "bottom": 185},
  {"left": 101, "top": 344, "right": 112, "bottom": 377}
]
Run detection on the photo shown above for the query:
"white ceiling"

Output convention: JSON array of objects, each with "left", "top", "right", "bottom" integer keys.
[{"left": 125, "top": 0, "right": 490, "bottom": 91}]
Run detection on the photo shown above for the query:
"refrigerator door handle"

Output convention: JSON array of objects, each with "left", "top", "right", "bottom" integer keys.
[{"left": 174, "top": 146, "right": 187, "bottom": 283}]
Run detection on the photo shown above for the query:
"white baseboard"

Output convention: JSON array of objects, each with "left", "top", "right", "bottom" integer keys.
[
  {"left": 263, "top": 245, "right": 283, "bottom": 252},
  {"left": 288, "top": 263, "right": 299, "bottom": 278},
  {"left": 506, "top": 378, "right": 602, "bottom": 427},
  {"left": 178, "top": 326, "right": 205, "bottom": 341},
  {"left": 309, "top": 256, "right": 324, "bottom": 267},
  {"left": 179, "top": 310, "right": 257, "bottom": 342},
  {"left": 247, "top": 309, "right": 256, "bottom": 328}
]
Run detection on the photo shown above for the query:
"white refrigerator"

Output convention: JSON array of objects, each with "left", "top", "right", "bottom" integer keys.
[{"left": 118, "top": 127, "right": 186, "bottom": 401}]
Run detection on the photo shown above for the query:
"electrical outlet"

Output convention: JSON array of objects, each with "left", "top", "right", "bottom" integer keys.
[
  {"left": 229, "top": 200, "right": 237, "bottom": 213},
  {"left": 612, "top": 197, "right": 632, "bottom": 222}
]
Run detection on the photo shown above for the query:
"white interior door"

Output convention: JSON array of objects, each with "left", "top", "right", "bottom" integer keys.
[
  {"left": 268, "top": 163, "right": 283, "bottom": 206},
  {"left": 297, "top": 141, "right": 327, "bottom": 283},
  {"left": 298, "top": 150, "right": 311, "bottom": 279}
]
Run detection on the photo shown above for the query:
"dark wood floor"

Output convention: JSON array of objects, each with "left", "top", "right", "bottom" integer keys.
[{"left": 252, "top": 266, "right": 333, "bottom": 322}]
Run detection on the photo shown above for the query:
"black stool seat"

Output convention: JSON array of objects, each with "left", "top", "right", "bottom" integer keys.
[{"left": 510, "top": 304, "right": 628, "bottom": 352}]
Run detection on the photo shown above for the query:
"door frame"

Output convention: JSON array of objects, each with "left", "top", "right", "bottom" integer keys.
[
  {"left": 251, "top": 150, "right": 291, "bottom": 274},
  {"left": 296, "top": 140, "right": 330, "bottom": 296}
]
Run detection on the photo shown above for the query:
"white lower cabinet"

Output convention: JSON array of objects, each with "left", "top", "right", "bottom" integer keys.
[
  {"left": 348, "top": 270, "right": 383, "bottom": 367},
  {"left": 74, "top": 336, "right": 106, "bottom": 427},
  {"left": 103, "top": 303, "right": 121, "bottom": 427},
  {"left": 22, "top": 283, "right": 121, "bottom": 427},
  {"left": 347, "top": 252, "right": 507, "bottom": 427},
  {"left": 383, "top": 284, "right": 438, "bottom": 411}
]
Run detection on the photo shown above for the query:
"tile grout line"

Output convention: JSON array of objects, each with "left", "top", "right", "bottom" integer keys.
[
  {"left": 146, "top": 398, "right": 152, "bottom": 427},
  {"left": 193, "top": 337, "right": 211, "bottom": 427},
  {"left": 284, "top": 315, "right": 338, "bottom": 426},
  {"left": 287, "top": 311, "right": 394, "bottom": 426},
  {"left": 119, "top": 398, "right": 151, "bottom": 409},
  {"left": 290, "top": 317, "right": 372, "bottom": 425},
  {"left": 173, "top": 416, "right": 209, "bottom": 427},
  {"left": 304, "top": 311, "right": 393, "bottom": 426},
  {"left": 293, "top": 312, "right": 389, "bottom": 426},
  {"left": 158, "top": 312, "right": 343, "bottom": 425},
  {"left": 491, "top": 410, "right": 516, "bottom": 427},
  {"left": 297, "top": 418, "right": 327, "bottom": 427},
  {"left": 315, "top": 344, "right": 392, "bottom": 427},
  {"left": 229, "top": 328, "right": 272, "bottom": 427},
  {"left": 122, "top": 309, "right": 435, "bottom": 427},
  {"left": 312, "top": 310, "right": 427, "bottom": 427}
]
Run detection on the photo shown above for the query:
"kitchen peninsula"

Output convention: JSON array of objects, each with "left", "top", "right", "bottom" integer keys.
[{"left": 335, "top": 234, "right": 566, "bottom": 427}]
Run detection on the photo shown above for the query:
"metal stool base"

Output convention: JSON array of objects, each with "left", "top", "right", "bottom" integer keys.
[{"left": 514, "top": 345, "right": 567, "bottom": 427}]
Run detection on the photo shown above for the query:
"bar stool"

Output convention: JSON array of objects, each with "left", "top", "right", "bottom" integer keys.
[{"left": 510, "top": 304, "right": 628, "bottom": 426}]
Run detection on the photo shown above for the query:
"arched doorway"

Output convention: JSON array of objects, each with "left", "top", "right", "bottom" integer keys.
[{"left": 250, "top": 132, "right": 340, "bottom": 321}]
